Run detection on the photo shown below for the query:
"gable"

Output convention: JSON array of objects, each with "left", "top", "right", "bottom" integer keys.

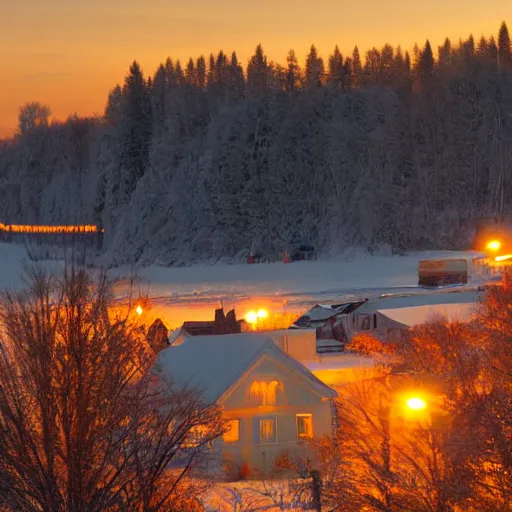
[{"left": 221, "top": 356, "right": 328, "bottom": 410}]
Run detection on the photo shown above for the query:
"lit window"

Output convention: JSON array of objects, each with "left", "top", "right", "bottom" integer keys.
[
  {"left": 248, "top": 380, "right": 283, "bottom": 406},
  {"left": 223, "top": 420, "right": 240, "bottom": 443},
  {"left": 259, "top": 418, "right": 277, "bottom": 444},
  {"left": 296, "top": 414, "right": 313, "bottom": 440}
]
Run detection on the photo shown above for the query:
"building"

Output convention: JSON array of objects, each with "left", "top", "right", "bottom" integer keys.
[
  {"left": 291, "top": 301, "right": 366, "bottom": 352},
  {"left": 168, "top": 307, "right": 245, "bottom": 343},
  {"left": 351, "top": 290, "right": 480, "bottom": 342},
  {"left": 152, "top": 333, "right": 337, "bottom": 479},
  {"left": 257, "top": 328, "right": 318, "bottom": 363},
  {"left": 375, "top": 302, "right": 480, "bottom": 341}
]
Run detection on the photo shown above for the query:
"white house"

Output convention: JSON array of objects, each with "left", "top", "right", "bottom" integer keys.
[
  {"left": 350, "top": 290, "right": 480, "bottom": 341},
  {"left": 375, "top": 302, "right": 480, "bottom": 341},
  {"left": 152, "top": 333, "right": 337, "bottom": 479}
]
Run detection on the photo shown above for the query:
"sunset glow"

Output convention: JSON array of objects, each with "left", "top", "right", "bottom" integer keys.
[{"left": 0, "top": 0, "right": 509, "bottom": 138}]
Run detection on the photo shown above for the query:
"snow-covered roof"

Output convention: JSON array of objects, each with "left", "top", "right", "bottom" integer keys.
[
  {"left": 152, "top": 333, "right": 336, "bottom": 404},
  {"left": 377, "top": 302, "right": 480, "bottom": 328},
  {"left": 295, "top": 301, "right": 366, "bottom": 323},
  {"left": 356, "top": 290, "right": 479, "bottom": 314}
]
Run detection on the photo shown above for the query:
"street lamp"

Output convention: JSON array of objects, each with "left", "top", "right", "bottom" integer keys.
[
  {"left": 406, "top": 397, "right": 427, "bottom": 411},
  {"left": 486, "top": 239, "right": 501, "bottom": 251},
  {"left": 245, "top": 308, "right": 269, "bottom": 330},
  {"left": 245, "top": 311, "right": 258, "bottom": 324}
]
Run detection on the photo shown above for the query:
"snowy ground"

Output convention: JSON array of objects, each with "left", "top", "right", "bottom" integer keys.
[{"left": 0, "top": 243, "right": 485, "bottom": 328}]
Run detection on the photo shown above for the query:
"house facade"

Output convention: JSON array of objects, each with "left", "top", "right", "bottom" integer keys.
[{"left": 152, "top": 333, "right": 337, "bottom": 479}]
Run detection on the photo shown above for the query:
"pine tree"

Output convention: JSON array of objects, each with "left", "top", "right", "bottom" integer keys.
[
  {"left": 196, "top": 56, "right": 206, "bottom": 89},
  {"left": 164, "top": 58, "right": 176, "bottom": 87},
  {"left": 380, "top": 44, "right": 394, "bottom": 86},
  {"left": 174, "top": 60, "right": 184, "bottom": 85},
  {"left": 364, "top": 48, "right": 381, "bottom": 84},
  {"left": 343, "top": 57, "right": 353, "bottom": 89},
  {"left": 150, "top": 65, "right": 166, "bottom": 130},
  {"left": 419, "top": 40, "right": 434, "bottom": 79},
  {"left": 214, "top": 51, "right": 228, "bottom": 86},
  {"left": 404, "top": 51, "right": 411, "bottom": 72},
  {"left": 328, "top": 45, "right": 344, "bottom": 89},
  {"left": 487, "top": 36, "right": 499, "bottom": 66},
  {"left": 118, "top": 61, "right": 152, "bottom": 202},
  {"left": 104, "top": 85, "right": 123, "bottom": 124},
  {"left": 477, "top": 36, "right": 488, "bottom": 58},
  {"left": 286, "top": 49, "right": 301, "bottom": 92},
  {"left": 438, "top": 38, "right": 452, "bottom": 67},
  {"left": 351, "top": 46, "right": 362, "bottom": 87},
  {"left": 412, "top": 43, "right": 421, "bottom": 74},
  {"left": 207, "top": 54, "right": 215, "bottom": 89},
  {"left": 227, "top": 51, "right": 245, "bottom": 102},
  {"left": 498, "top": 21, "right": 511, "bottom": 69},
  {"left": 247, "top": 44, "right": 269, "bottom": 96},
  {"left": 185, "top": 58, "right": 196, "bottom": 86},
  {"left": 305, "top": 45, "right": 324, "bottom": 88}
]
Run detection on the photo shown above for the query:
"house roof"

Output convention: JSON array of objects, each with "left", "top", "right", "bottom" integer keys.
[
  {"left": 294, "top": 301, "right": 367, "bottom": 324},
  {"left": 151, "top": 333, "right": 337, "bottom": 404},
  {"left": 355, "top": 290, "right": 479, "bottom": 315},
  {"left": 377, "top": 302, "right": 480, "bottom": 328}
]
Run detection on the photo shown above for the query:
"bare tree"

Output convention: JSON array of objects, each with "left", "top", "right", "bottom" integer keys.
[
  {"left": 18, "top": 102, "right": 52, "bottom": 135},
  {"left": 316, "top": 373, "right": 475, "bottom": 512},
  {"left": 0, "top": 267, "right": 224, "bottom": 511}
]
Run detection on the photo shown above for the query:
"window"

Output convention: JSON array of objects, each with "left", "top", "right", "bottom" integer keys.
[
  {"left": 223, "top": 419, "right": 240, "bottom": 443},
  {"left": 259, "top": 418, "right": 277, "bottom": 444},
  {"left": 357, "top": 314, "right": 371, "bottom": 330},
  {"left": 296, "top": 414, "right": 313, "bottom": 440},
  {"left": 248, "top": 380, "right": 283, "bottom": 406}
]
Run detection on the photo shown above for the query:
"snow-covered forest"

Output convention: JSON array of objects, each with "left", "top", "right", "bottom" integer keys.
[{"left": 1, "top": 22, "right": 512, "bottom": 266}]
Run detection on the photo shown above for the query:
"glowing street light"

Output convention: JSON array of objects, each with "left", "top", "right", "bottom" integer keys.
[
  {"left": 495, "top": 254, "right": 512, "bottom": 262},
  {"left": 245, "top": 311, "right": 258, "bottom": 324},
  {"left": 257, "top": 308, "right": 268, "bottom": 319},
  {"left": 136, "top": 305, "right": 143, "bottom": 316},
  {"left": 406, "top": 397, "right": 427, "bottom": 411},
  {"left": 486, "top": 240, "right": 501, "bottom": 251}
]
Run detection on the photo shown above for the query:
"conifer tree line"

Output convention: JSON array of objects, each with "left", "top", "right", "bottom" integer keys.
[{"left": 0, "top": 22, "right": 512, "bottom": 265}]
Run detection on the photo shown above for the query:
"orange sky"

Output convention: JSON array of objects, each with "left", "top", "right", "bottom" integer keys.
[{"left": 0, "top": 0, "right": 510, "bottom": 138}]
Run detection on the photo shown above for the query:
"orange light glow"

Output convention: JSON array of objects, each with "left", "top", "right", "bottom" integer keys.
[
  {"left": 406, "top": 397, "right": 427, "bottom": 411},
  {"left": 136, "top": 305, "right": 143, "bottom": 316},
  {"left": 248, "top": 380, "right": 283, "bottom": 406},
  {"left": 0, "top": 223, "right": 103, "bottom": 234},
  {"left": 495, "top": 254, "right": 512, "bottom": 262},
  {"left": 486, "top": 240, "right": 501, "bottom": 251},
  {"left": 256, "top": 308, "right": 268, "bottom": 319},
  {"left": 245, "top": 311, "right": 258, "bottom": 324}
]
